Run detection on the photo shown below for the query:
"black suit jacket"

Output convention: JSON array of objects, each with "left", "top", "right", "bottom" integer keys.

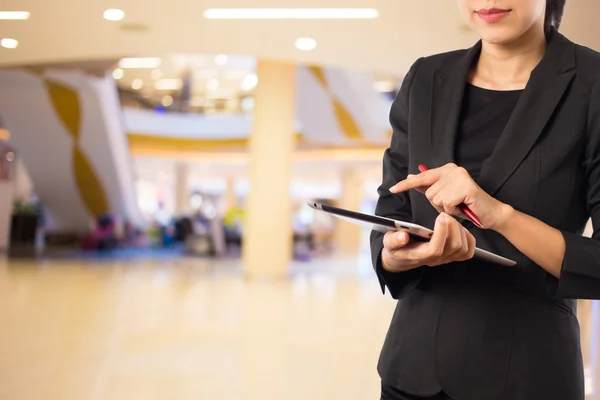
[{"left": 370, "top": 29, "right": 600, "bottom": 400}]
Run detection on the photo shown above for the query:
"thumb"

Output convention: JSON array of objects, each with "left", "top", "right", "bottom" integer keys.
[
  {"left": 383, "top": 230, "right": 410, "bottom": 251},
  {"left": 395, "top": 231, "right": 410, "bottom": 248}
]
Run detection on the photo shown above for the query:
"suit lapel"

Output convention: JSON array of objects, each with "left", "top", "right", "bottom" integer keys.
[
  {"left": 477, "top": 30, "right": 576, "bottom": 196},
  {"left": 430, "top": 42, "right": 482, "bottom": 168}
]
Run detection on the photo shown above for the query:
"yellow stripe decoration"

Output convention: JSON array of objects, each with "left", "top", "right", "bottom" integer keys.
[
  {"left": 307, "top": 65, "right": 364, "bottom": 141},
  {"left": 127, "top": 132, "right": 306, "bottom": 153},
  {"left": 45, "top": 80, "right": 81, "bottom": 140},
  {"left": 332, "top": 99, "right": 362, "bottom": 140},
  {"left": 307, "top": 66, "right": 328, "bottom": 90},
  {"left": 73, "top": 146, "right": 109, "bottom": 217},
  {"left": 44, "top": 79, "right": 109, "bottom": 218}
]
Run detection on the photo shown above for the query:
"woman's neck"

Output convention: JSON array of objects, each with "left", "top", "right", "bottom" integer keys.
[{"left": 470, "top": 27, "right": 547, "bottom": 90}]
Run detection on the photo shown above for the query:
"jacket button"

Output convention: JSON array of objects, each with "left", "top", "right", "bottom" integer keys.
[{"left": 461, "top": 220, "right": 475, "bottom": 229}]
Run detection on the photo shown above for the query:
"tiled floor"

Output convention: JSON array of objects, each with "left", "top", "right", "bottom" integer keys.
[{"left": 0, "top": 255, "right": 597, "bottom": 400}]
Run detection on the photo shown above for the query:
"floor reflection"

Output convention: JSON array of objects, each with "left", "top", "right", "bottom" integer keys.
[{"left": 0, "top": 255, "right": 597, "bottom": 399}]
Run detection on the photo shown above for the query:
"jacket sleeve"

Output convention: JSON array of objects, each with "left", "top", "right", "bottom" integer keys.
[
  {"left": 370, "top": 57, "right": 425, "bottom": 299},
  {"left": 549, "top": 79, "right": 600, "bottom": 299}
]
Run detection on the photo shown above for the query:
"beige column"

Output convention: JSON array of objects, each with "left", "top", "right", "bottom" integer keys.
[
  {"left": 333, "top": 168, "right": 364, "bottom": 255},
  {"left": 174, "top": 163, "right": 190, "bottom": 215},
  {"left": 224, "top": 177, "right": 237, "bottom": 211},
  {"left": 243, "top": 61, "right": 296, "bottom": 277}
]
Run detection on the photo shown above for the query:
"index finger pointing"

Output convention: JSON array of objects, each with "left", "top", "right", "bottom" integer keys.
[{"left": 389, "top": 170, "right": 439, "bottom": 194}]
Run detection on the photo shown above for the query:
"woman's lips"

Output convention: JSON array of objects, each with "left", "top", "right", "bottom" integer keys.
[{"left": 476, "top": 8, "right": 511, "bottom": 23}]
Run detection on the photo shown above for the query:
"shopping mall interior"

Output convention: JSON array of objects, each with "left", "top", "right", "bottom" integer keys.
[{"left": 0, "top": 1, "right": 599, "bottom": 399}]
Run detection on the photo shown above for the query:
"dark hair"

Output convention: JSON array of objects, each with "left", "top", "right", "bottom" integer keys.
[{"left": 545, "top": 0, "right": 566, "bottom": 35}]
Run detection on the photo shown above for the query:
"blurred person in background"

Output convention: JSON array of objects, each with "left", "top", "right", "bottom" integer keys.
[
  {"left": 371, "top": 1, "right": 600, "bottom": 399},
  {"left": 178, "top": 68, "right": 194, "bottom": 113}
]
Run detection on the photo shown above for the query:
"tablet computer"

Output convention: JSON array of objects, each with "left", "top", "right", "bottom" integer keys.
[{"left": 307, "top": 202, "right": 517, "bottom": 267}]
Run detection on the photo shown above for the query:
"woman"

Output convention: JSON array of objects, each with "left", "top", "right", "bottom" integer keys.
[{"left": 371, "top": 1, "right": 600, "bottom": 399}]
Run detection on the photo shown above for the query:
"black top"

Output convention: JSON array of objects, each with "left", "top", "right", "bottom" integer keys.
[{"left": 455, "top": 84, "right": 523, "bottom": 181}]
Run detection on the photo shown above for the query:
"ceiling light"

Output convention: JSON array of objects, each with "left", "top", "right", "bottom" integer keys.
[
  {"left": 207, "top": 78, "right": 219, "bottom": 91},
  {"left": 295, "top": 38, "right": 317, "bottom": 51},
  {"left": 154, "top": 79, "right": 182, "bottom": 90},
  {"left": 112, "top": 68, "right": 124, "bottom": 79},
  {"left": 104, "top": 9, "right": 125, "bottom": 21},
  {"left": 0, "top": 38, "right": 18, "bottom": 49},
  {"left": 214, "top": 54, "right": 228, "bottom": 66},
  {"left": 119, "top": 58, "right": 161, "bottom": 69},
  {"left": 0, "top": 11, "right": 30, "bottom": 20},
  {"left": 131, "top": 79, "right": 143, "bottom": 90},
  {"left": 151, "top": 69, "right": 162, "bottom": 80},
  {"left": 162, "top": 95, "right": 173, "bottom": 107},
  {"left": 203, "top": 8, "right": 379, "bottom": 19},
  {"left": 241, "top": 73, "right": 258, "bottom": 91}
]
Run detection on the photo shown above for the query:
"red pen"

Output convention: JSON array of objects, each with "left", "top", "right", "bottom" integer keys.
[{"left": 417, "top": 164, "right": 484, "bottom": 229}]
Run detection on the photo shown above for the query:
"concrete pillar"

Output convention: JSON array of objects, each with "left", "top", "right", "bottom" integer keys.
[
  {"left": 174, "top": 163, "right": 190, "bottom": 215},
  {"left": 224, "top": 177, "right": 237, "bottom": 212},
  {"left": 333, "top": 168, "right": 364, "bottom": 255},
  {"left": 243, "top": 61, "right": 297, "bottom": 277}
]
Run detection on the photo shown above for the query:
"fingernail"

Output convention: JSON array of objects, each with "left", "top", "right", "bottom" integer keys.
[{"left": 397, "top": 232, "right": 407, "bottom": 244}]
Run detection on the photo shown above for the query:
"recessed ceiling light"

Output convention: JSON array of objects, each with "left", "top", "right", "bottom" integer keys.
[
  {"left": 207, "top": 78, "right": 219, "bottom": 91},
  {"left": 214, "top": 54, "right": 228, "bottom": 66},
  {"left": 295, "top": 38, "right": 317, "bottom": 51},
  {"left": 241, "top": 73, "right": 258, "bottom": 91},
  {"left": 0, "top": 11, "right": 30, "bottom": 20},
  {"left": 131, "top": 79, "right": 143, "bottom": 90},
  {"left": 203, "top": 8, "right": 379, "bottom": 19},
  {"left": 104, "top": 9, "right": 125, "bottom": 21},
  {"left": 112, "top": 68, "right": 124, "bottom": 79},
  {"left": 155, "top": 79, "right": 182, "bottom": 90},
  {"left": 162, "top": 95, "right": 173, "bottom": 107},
  {"left": 151, "top": 69, "right": 162, "bottom": 80},
  {"left": 0, "top": 38, "right": 18, "bottom": 49},
  {"left": 119, "top": 58, "right": 161, "bottom": 69}
]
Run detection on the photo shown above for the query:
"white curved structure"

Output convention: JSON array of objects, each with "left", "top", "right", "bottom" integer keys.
[{"left": 0, "top": 68, "right": 144, "bottom": 232}]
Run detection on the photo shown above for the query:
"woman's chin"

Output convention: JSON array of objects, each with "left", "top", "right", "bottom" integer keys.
[{"left": 478, "top": 28, "right": 523, "bottom": 46}]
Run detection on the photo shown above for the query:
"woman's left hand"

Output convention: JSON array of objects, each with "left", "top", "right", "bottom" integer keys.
[{"left": 390, "top": 163, "right": 511, "bottom": 231}]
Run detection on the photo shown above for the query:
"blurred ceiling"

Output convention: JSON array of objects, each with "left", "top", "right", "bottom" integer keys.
[{"left": 1, "top": 0, "right": 598, "bottom": 76}]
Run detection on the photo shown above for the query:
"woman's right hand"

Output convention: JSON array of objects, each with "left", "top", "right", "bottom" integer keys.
[{"left": 381, "top": 213, "right": 476, "bottom": 273}]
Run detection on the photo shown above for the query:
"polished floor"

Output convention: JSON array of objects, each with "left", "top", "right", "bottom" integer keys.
[{"left": 0, "top": 254, "right": 597, "bottom": 400}]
